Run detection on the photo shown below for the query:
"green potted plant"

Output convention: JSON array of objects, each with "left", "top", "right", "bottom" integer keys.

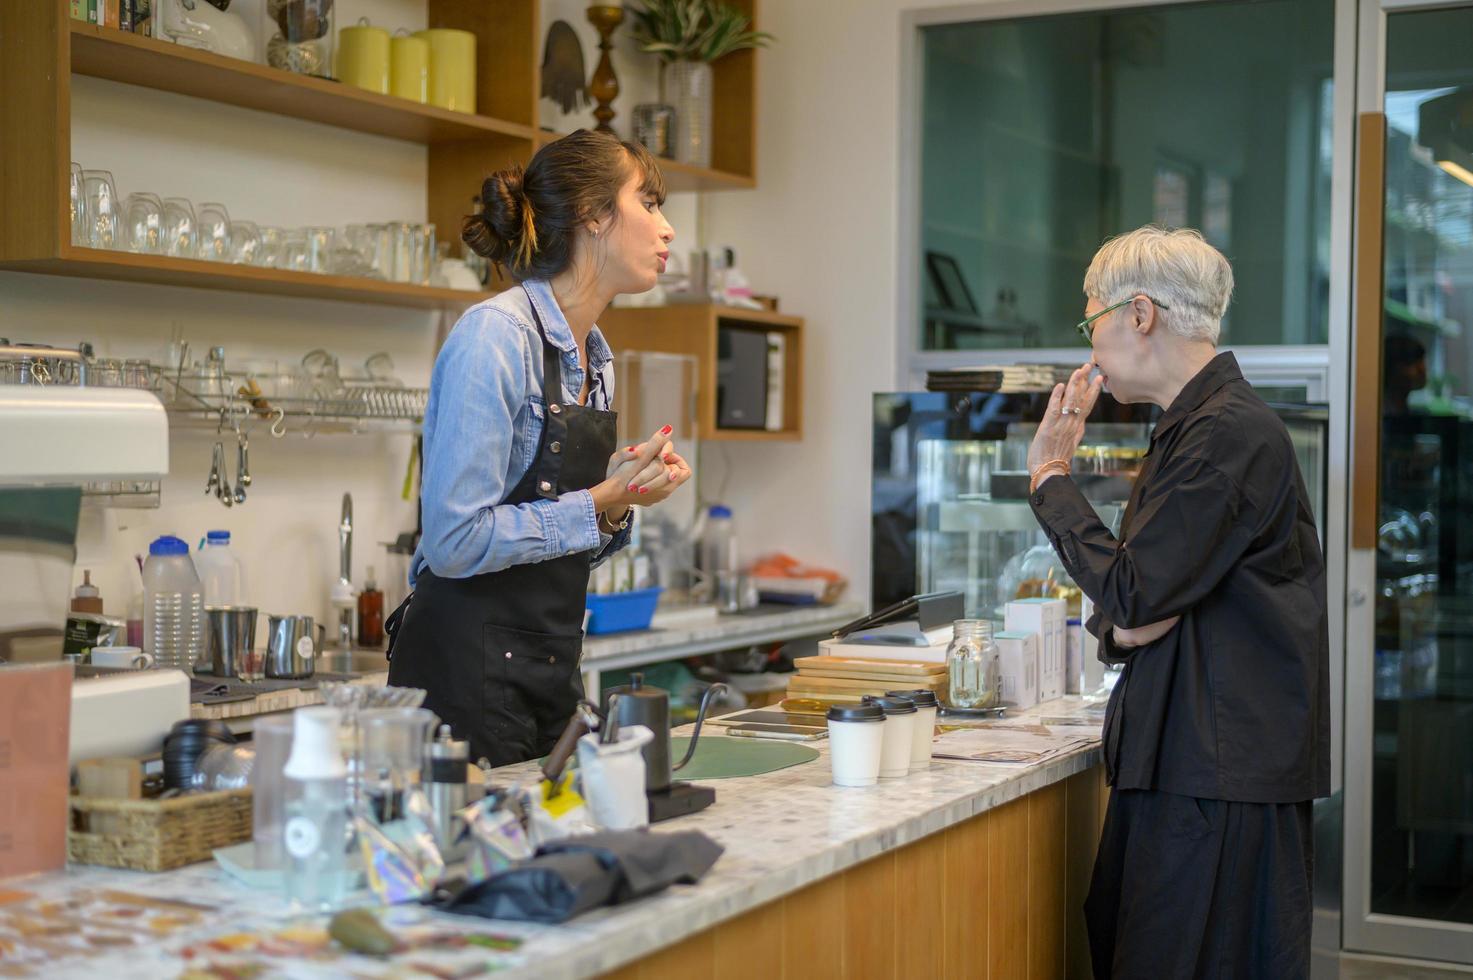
[{"left": 629, "top": 0, "right": 773, "bottom": 167}]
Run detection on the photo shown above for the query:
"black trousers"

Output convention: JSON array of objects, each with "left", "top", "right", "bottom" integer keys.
[{"left": 1085, "top": 788, "right": 1313, "bottom": 979}]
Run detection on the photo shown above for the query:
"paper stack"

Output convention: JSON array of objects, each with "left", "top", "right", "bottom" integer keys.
[{"left": 787, "top": 655, "right": 948, "bottom": 704}]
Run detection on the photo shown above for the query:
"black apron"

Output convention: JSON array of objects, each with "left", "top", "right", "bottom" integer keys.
[{"left": 385, "top": 288, "right": 618, "bottom": 767}]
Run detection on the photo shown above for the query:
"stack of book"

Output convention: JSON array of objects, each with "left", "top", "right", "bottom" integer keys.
[{"left": 786, "top": 655, "right": 948, "bottom": 704}]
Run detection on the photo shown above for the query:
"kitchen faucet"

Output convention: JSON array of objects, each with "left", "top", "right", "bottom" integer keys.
[{"left": 337, "top": 492, "right": 354, "bottom": 651}]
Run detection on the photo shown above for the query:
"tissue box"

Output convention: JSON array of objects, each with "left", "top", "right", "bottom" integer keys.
[
  {"left": 994, "top": 629, "right": 1039, "bottom": 709},
  {"left": 1005, "top": 598, "right": 1067, "bottom": 702}
]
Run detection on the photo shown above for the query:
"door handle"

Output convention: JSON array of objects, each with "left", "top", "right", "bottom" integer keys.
[{"left": 1351, "top": 112, "right": 1387, "bottom": 550}]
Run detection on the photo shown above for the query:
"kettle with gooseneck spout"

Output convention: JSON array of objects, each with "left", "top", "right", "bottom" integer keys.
[{"left": 601, "top": 673, "right": 727, "bottom": 820}]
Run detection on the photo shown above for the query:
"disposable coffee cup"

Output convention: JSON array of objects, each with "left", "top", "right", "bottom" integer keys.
[
  {"left": 826, "top": 703, "right": 885, "bottom": 787},
  {"left": 863, "top": 695, "right": 918, "bottom": 779},
  {"left": 888, "top": 689, "right": 940, "bottom": 772}
]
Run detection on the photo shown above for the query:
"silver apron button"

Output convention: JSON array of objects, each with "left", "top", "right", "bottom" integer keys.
[
  {"left": 550, "top": 441, "right": 561, "bottom": 453},
  {"left": 549, "top": 403, "right": 562, "bottom": 415},
  {"left": 504, "top": 651, "right": 512, "bottom": 659},
  {"left": 539, "top": 480, "right": 552, "bottom": 493}
]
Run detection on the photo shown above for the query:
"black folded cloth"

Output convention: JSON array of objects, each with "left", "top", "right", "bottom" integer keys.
[{"left": 433, "top": 828, "right": 724, "bottom": 924}]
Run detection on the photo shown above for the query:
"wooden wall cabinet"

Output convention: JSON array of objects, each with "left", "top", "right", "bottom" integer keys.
[
  {"left": 598, "top": 304, "right": 803, "bottom": 442},
  {"left": 0, "top": 0, "right": 761, "bottom": 309}
]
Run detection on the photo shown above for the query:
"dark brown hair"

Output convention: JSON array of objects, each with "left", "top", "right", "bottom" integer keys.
[{"left": 463, "top": 130, "right": 667, "bottom": 281}]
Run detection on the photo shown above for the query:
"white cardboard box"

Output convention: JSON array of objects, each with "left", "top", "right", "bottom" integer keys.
[
  {"left": 1072, "top": 594, "right": 1103, "bottom": 694},
  {"left": 1005, "top": 597, "right": 1067, "bottom": 701},
  {"left": 994, "top": 629, "right": 1039, "bottom": 709}
]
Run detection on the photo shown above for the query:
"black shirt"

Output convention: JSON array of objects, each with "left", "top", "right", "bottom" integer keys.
[{"left": 1029, "top": 352, "right": 1330, "bottom": 803}]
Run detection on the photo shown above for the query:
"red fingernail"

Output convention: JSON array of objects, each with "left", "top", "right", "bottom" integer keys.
[
  {"left": 625, "top": 446, "right": 635, "bottom": 452},
  {"left": 639, "top": 487, "right": 649, "bottom": 494},
  {"left": 662, "top": 454, "right": 672, "bottom": 463},
  {"left": 660, "top": 425, "right": 672, "bottom": 435},
  {"left": 627, "top": 484, "right": 636, "bottom": 492}
]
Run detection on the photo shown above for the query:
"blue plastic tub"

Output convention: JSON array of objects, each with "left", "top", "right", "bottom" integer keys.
[{"left": 585, "top": 587, "right": 664, "bottom": 635}]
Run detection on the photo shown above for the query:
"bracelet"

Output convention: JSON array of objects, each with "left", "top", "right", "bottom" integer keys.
[
  {"left": 1029, "top": 462, "right": 1071, "bottom": 494},
  {"left": 598, "top": 508, "right": 631, "bottom": 534}
]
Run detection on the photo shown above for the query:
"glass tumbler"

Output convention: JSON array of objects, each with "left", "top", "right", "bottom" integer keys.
[
  {"left": 305, "top": 227, "right": 336, "bottom": 273},
  {"left": 122, "top": 192, "right": 165, "bottom": 254},
  {"left": 196, "top": 202, "right": 232, "bottom": 261},
  {"left": 358, "top": 707, "right": 436, "bottom": 822},
  {"left": 69, "top": 163, "right": 84, "bottom": 246},
  {"left": 251, "top": 714, "right": 295, "bottom": 871},
  {"left": 80, "top": 170, "right": 119, "bottom": 250},
  {"left": 163, "top": 198, "right": 197, "bottom": 258},
  {"left": 258, "top": 226, "right": 284, "bottom": 268},
  {"left": 230, "top": 220, "right": 262, "bottom": 265},
  {"left": 91, "top": 358, "right": 124, "bottom": 387}
]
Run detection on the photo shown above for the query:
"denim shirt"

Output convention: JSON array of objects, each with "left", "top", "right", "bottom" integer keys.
[{"left": 410, "top": 279, "right": 631, "bottom": 585}]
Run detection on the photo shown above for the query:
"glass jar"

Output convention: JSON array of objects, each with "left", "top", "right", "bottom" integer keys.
[
  {"left": 997, "top": 543, "right": 1083, "bottom": 617},
  {"left": 946, "top": 619, "right": 1000, "bottom": 709}
]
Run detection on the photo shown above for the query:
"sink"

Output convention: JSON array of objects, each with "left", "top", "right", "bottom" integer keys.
[{"left": 315, "top": 647, "right": 391, "bottom": 676}]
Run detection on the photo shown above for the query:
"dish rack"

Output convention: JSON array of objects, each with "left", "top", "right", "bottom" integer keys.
[{"left": 156, "top": 364, "right": 430, "bottom": 434}]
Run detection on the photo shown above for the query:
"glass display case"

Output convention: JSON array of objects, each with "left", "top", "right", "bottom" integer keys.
[{"left": 872, "top": 389, "right": 1329, "bottom": 620}]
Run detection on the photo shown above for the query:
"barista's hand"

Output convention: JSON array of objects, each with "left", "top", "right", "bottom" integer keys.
[
  {"left": 637, "top": 448, "right": 692, "bottom": 505},
  {"left": 592, "top": 425, "right": 688, "bottom": 515},
  {"left": 1112, "top": 615, "right": 1181, "bottom": 650},
  {"left": 1028, "top": 362, "right": 1105, "bottom": 476}
]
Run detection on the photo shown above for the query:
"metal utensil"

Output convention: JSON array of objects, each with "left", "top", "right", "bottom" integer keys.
[
  {"left": 264, "top": 614, "right": 318, "bottom": 679},
  {"left": 601, "top": 694, "right": 621, "bottom": 745}
]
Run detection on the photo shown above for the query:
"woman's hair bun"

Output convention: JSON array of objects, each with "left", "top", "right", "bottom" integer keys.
[{"left": 463, "top": 167, "right": 537, "bottom": 269}]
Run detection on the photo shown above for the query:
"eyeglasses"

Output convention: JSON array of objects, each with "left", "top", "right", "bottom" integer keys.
[{"left": 1076, "top": 295, "right": 1170, "bottom": 346}]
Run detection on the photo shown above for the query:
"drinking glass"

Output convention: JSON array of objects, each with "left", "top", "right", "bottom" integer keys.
[
  {"left": 388, "top": 223, "right": 416, "bottom": 282},
  {"left": 305, "top": 226, "right": 336, "bottom": 273},
  {"left": 230, "top": 220, "right": 263, "bottom": 265},
  {"left": 412, "top": 223, "right": 436, "bottom": 285},
  {"left": 122, "top": 192, "right": 165, "bottom": 254},
  {"left": 80, "top": 170, "right": 119, "bottom": 250},
  {"left": 257, "top": 226, "right": 284, "bottom": 268},
  {"left": 281, "top": 229, "right": 309, "bottom": 272},
  {"left": 91, "top": 358, "right": 124, "bottom": 387},
  {"left": 69, "top": 163, "right": 84, "bottom": 246},
  {"left": 196, "top": 202, "right": 232, "bottom": 261},
  {"left": 163, "top": 198, "right": 197, "bottom": 258},
  {"left": 123, "top": 359, "right": 152, "bottom": 389}
]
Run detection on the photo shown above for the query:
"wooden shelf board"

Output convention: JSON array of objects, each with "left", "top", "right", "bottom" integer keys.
[
  {"left": 2, "top": 247, "right": 490, "bottom": 309},
  {"left": 69, "top": 22, "right": 537, "bottom": 146},
  {"left": 535, "top": 131, "right": 755, "bottom": 193}
]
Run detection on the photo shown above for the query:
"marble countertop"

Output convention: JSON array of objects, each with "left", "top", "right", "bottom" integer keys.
[{"left": 7, "top": 698, "right": 1103, "bottom": 979}]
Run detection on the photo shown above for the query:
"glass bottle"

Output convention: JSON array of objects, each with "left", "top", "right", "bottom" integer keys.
[{"left": 946, "top": 619, "right": 1000, "bottom": 709}]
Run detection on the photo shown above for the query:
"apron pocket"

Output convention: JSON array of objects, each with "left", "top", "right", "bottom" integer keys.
[{"left": 482, "top": 623, "right": 584, "bottom": 750}]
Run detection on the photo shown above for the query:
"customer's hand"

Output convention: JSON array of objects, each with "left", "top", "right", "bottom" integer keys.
[
  {"left": 1112, "top": 616, "right": 1181, "bottom": 650},
  {"left": 1027, "top": 362, "right": 1105, "bottom": 474}
]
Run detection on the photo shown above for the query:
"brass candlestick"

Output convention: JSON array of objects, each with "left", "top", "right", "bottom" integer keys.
[{"left": 586, "top": 5, "right": 625, "bottom": 134}]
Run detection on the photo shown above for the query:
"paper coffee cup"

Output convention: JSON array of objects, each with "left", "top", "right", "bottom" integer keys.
[{"left": 826, "top": 704, "right": 885, "bottom": 787}]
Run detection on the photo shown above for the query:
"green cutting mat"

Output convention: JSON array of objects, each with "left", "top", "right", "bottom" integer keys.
[{"left": 669, "top": 735, "right": 819, "bottom": 780}]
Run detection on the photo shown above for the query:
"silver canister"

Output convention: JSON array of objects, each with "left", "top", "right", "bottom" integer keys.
[
  {"left": 265, "top": 614, "right": 319, "bottom": 679},
  {"left": 202, "top": 605, "right": 258, "bottom": 678},
  {"left": 424, "top": 724, "right": 468, "bottom": 850}
]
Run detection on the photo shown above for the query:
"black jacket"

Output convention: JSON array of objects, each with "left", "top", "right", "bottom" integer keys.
[{"left": 1030, "top": 352, "right": 1330, "bottom": 803}]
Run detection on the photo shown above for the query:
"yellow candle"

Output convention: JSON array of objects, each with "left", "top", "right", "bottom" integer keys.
[
  {"left": 415, "top": 28, "right": 477, "bottom": 114},
  {"left": 336, "top": 19, "right": 390, "bottom": 95},
  {"left": 389, "top": 31, "right": 429, "bottom": 104}
]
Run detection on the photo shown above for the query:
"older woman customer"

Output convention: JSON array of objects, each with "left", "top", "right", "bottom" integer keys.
[{"left": 1027, "top": 226, "right": 1328, "bottom": 979}]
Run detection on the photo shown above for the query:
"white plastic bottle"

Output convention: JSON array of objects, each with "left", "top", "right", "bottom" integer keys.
[
  {"left": 699, "top": 505, "right": 738, "bottom": 609},
  {"left": 195, "top": 529, "right": 245, "bottom": 607},
  {"left": 143, "top": 535, "right": 205, "bottom": 672},
  {"left": 282, "top": 707, "right": 349, "bottom": 913}
]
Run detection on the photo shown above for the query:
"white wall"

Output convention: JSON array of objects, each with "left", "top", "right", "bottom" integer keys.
[{"left": 702, "top": 0, "right": 1011, "bottom": 605}]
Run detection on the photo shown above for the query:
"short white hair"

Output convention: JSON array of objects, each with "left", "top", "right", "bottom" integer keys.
[{"left": 1083, "top": 226, "right": 1234, "bottom": 344}]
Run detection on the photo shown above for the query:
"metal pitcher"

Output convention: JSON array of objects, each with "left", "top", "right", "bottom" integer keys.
[
  {"left": 264, "top": 614, "right": 322, "bottom": 679},
  {"left": 202, "top": 605, "right": 257, "bottom": 678}
]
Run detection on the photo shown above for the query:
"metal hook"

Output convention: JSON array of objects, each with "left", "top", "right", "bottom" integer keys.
[{"left": 269, "top": 407, "right": 287, "bottom": 439}]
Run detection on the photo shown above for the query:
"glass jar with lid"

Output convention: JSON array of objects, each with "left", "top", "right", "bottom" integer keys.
[{"left": 946, "top": 619, "right": 1000, "bottom": 709}]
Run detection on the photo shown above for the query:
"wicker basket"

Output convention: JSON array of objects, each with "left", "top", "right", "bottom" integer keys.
[{"left": 68, "top": 788, "right": 252, "bottom": 872}]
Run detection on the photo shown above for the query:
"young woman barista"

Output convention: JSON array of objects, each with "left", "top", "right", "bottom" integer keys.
[{"left": 386, "top": 130, "right": 690, "bottom": 767}]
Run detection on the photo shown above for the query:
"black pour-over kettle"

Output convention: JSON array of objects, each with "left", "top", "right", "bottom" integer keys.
[{"left": 601, "top": 673, "right": 727, "bottom": 793}]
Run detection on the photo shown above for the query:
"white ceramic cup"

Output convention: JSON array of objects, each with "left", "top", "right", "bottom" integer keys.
[
  {"left": 826, "top": 704, "right": 886, "bottom": 787},
  {"left": 576, "top": 724, "right": 654, "bottom": 830},
  {"left": 91, "top": 646, "right": 154, "bottom": 669}
]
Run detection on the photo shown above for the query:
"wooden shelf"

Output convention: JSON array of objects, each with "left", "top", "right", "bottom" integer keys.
[
  {"left": 598, "top": 304, "right": 803, "bottom": 441},
  {"left": 69, "top": 22, "right": 537, "bottom": 147},
  {"left": 534, "top": 131, "right": 755, "bottom": 193},
  {"left": 0, "top": 248, "right": 491, "bottom": 310}
]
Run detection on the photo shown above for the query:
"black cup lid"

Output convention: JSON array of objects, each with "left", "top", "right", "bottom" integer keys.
[
  {"left": 887, "top": 689, "right": 940, "bottom": 707},
  {"left": 827, "top": 703, "right": 885, "bottom": 723},
  {"left": 861, "top": 695, "right": 917, "bottom": 715}
]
